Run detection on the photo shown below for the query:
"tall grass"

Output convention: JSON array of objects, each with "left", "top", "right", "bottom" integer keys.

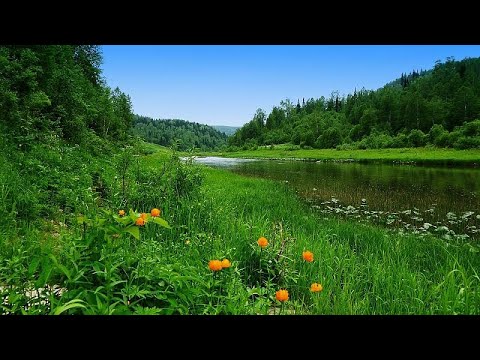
[
  {"left": 1, "top": 143, "right": 479, "bottom": 314},
  {"left": 195, "top": 167, "right": 480, "bottom": 314}
]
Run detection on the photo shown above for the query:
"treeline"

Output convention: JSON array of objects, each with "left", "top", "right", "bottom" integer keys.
[
  {"left": 0, "top": 45, "right": 134, "bottom": 222},
  {"left": 0, "top": 45, "right": 133, "bottom": 149},
  {"left": 131, "top": 115, "right": 228, "bottom": 151},
  {"left": 229, "top": 57, "right": 480, "bottom": 150}
]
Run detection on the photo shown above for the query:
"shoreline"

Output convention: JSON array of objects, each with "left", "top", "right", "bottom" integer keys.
[{"left": 189, "top": 147, "right": 480, "bottom": 167}]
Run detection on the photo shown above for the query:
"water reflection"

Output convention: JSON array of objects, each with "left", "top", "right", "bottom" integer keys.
[
  {"left": 192, "top": 157, "right": 480, "bottom": 240},
  {"left": 184, "top": 156, "right": 258, "bottom": 167}
]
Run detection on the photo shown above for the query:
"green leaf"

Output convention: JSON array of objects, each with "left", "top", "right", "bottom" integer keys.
[
  {"left": 53, "top": 299, "right": 86, "bottom": 315},
  {"left": 28, "top": 258, "right": 40, "bottom": 276},
  {"left": 109, "top": 280, "right": 127, "bottom": 288},
  {"left": 115, "top": 216, "right": 133, "bottom": 226},
  {"left": 129, "top": 209, "right": 138, "bottom": 222},
  {"left": 124, "top": 226, "right": 140, "bottom": 240},
  {"left": 152, "top": 217, "right": 171, "bottom": 229},
  {"left": 35, "top": 264, "right": 53, "bottom": 288},
  {"left": 49, "top": 254, "right": 71, "bottom": 280},
  {"left": 77, "top": 216, "right": 86, "bottom": 225}
]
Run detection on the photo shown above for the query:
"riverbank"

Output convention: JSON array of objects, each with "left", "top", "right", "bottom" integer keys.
[
  {"left": 192, "top": 147, "right": 480, "bottom": 166},
  {"left": 2, "top": 143, "right": 479, "bottom": 314},
  {"left": 196, "top": 164, "right": 480, "bottom": 314}
]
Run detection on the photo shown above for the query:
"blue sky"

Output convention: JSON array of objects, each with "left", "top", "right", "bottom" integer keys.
[{"left": 101, "top": 45, "right": 480, "bottom": 127}]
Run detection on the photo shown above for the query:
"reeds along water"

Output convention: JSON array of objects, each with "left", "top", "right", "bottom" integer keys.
[{"left": 198, "top": 158, "right": 480, "bottom": 241}]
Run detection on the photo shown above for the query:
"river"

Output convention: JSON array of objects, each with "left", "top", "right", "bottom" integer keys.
[{"left": 191, "top": 156, "right": 480, "bottom": 240}]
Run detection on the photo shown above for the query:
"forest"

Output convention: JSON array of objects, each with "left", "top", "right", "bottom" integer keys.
[
  {"left": 130, "top": 115, "right": 228, "bottom": 151},
  {"left": 229, "top": 57, "right": 480, "bottom": 150}
]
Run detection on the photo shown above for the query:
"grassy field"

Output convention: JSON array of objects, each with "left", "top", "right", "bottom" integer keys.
[
  {"left": 197, "top": 168, "right": 480, "bottom": 314},
  {"left": 160, "top": 144, "right": 480, "bottom": 314},
  {"left": 193, "top": 146, "right": 480, "bottom": 165},
  {"left": 2, "top": 143, "right": 479, "bottom": 314}
]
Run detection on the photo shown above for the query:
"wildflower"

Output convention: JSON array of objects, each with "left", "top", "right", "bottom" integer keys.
[
  {"left": 221, "top": 259, "right": 231, "bottom": 268},
  {"left": 310, "top": 283, "right": 323, "bottom": 293},
  {"left": 275, "top": 289, "right": 289, "bottom": 302},
  {"left": 185, "top": 240, "right": 191, "bottom": 245},
  {"left": 151, "top": 208, "right": 161, "bottom": 217},
  {"left": 135, "top": 217, "right": 145, "bottom": 226},
  {"left": 118, "top": 209, "right": 125, "bottom": 216},
  {"left": 302, "top": 250, "right": 314, "bottom": 262},
  {"left": 140, "top": 213, "right": 148, "bottom": 219},
  {"left": 208, "top": 260, "right": 223, "bottom": 271},
  {"left": 257, "top": 236, "right": 268, "bottom": 248}
]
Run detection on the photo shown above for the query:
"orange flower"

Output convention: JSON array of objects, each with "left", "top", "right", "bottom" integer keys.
[
  {"left": 118, "top": 209, "right": 125, "bottom": 216},
  {"left": 151, "top": 208, "right": 161, "bottom": 217},
  {"left": 135, "top": 217, "right": 145, "bottom": 226},
  {"left": 275, "top": 289, "right": 289, "bottom": 302},
  {"left": 302, "top": 250, "right": 314, "bottom": 262},
  {"left": 140, "top": 213, "right": 148, "bottom": 219},
  {"left": 257, "top": 237, "right": 268, "bottom": 248},
  {"left": 208, "top": 260, "right": 223, "bottom": 271},
  {"left": 221, "top": 259, "right": 231, "bottom": 268},
  {"left": 310, "top": 283, "right": 323, "bottom": 292}
]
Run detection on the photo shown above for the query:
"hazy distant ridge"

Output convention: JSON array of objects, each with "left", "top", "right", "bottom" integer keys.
[{"left": 212, "top": 126, "right": 239, "bottom": 136}]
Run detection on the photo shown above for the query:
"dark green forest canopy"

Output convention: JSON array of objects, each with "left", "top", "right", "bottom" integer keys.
[
  {"left": 131, "top": 115, "right": 228, "bottom": 151},
  {"left": 229, "top": 57, "right": 480, "bottom": 150},
  {"left": 0, "top": 45, "right": 137, "bottom": 223},
  {"left": 0, "top": 45, "right": 133, "bottom": 148}
]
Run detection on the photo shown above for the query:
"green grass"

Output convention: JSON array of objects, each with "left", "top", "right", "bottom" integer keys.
[
  {"left": 1, "top": 142, "right": 479, "bottom": 314},
  {"left": 193, "top": 146, "right": 480, "bottom": 165},
  {"left": 195, "top": 166, "right": 480, "bottom": 314}
]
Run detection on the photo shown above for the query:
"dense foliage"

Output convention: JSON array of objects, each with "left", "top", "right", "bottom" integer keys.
[
  {"left": 0, "top": 45, "right": 133, "bottom": 148},
  {"left": 229, "top": 57, "right": 480, "bottom": 150},
  {"left": 0, "top": 45, "right": 135, "bottom": 221},
  {"left": 131, "top": 115, "right": 228, "bottom": 151}
]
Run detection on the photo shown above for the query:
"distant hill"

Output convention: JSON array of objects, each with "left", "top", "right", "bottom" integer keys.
[
  {"left": 212, "top": 125, "right": 239, "bottom": 136},
  {"left": 229, "top": 56, "right": 480, "bottom": 150},
  {"left": 131, "top": 115, "right": 228, "bottom": 151}
]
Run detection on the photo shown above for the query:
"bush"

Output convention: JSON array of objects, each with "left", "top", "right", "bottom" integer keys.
[
  {"left": 461, "top": 119, "right": 480, "bottom": 137},
  {"left": 453, "top": 136, "right": 480, "bottom": 149},
  {"left": 315, "top": 127, "right": 342, "bottom": 149},
  {"left": 407, "top": 129, "right": 426, "bottom": 147},
  {"left": 359, "top": 132, "right": 394, "bottom": 149},
  {"left": 428, "top": 124, "right": 449, "bottom": 146},
  {"left": 391, "top": 133, "right": 408, "bottom": 148}
]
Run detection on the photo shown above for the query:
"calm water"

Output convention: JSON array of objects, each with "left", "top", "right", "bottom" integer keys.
[{"left": 192, "top": 157, "right": 480, "bottom": 239}]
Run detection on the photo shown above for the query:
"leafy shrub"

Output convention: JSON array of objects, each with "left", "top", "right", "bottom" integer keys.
[
  {"left": 407, "top": 129, "right": 427, "bottom": 147},
  {"left": 391, "top": 133, "right": 408, "bottom": 148},
  {"left": 315, "top": 127, "right": 342, "bottom": 149}
]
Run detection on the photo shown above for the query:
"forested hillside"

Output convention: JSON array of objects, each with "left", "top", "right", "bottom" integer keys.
[
  {"left": 0, "top": 46, "right": 133, "bottom": 147},
  {"left": 0, "top": 45, "right": 136, "bottom": 223},
  {"left": 229, "top": 57, "right": 480, "bottom": 150},
  {"left": 131, "top": 115, "right": 228, "bottom": 151},
  {"left": 212, "top": 125, "right": 239, "bottom": 136}
]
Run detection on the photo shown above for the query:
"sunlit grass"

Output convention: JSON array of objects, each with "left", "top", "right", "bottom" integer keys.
[
  {"left": 193, "top": 147, "right": 480, "bottom": 165},
  {"left": 1, "top": 143, "right": 479, "bottom": 314}
]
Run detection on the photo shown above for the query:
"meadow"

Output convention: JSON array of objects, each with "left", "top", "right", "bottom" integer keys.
[
  {"left": 2, "top": 143, "right": 479, "bottom": 314},
  {"left": 196, "top": 145, "right": 480, "bottom": 166}
]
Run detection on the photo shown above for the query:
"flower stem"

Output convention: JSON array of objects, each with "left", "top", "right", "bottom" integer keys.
[{"left": 259, "top": 248, "right": 263, "bottom": 288}]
